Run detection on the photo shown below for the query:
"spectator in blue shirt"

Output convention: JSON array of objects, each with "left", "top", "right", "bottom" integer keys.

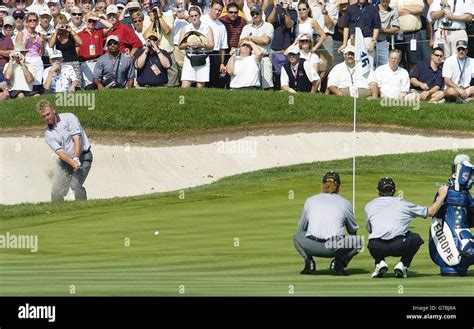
[
  {"left": 406, "top": 46, "right": 445, "bottom": 103},
  {"left": 134, "top": 30, "right": 172, "bottom": 87},
  {"left": 338, "top": 0, "right": 381, "bottom": 61}
]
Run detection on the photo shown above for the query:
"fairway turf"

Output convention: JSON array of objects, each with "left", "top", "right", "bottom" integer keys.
[{"left": 1, "top": 150, "right": 474, "bottom": 296}]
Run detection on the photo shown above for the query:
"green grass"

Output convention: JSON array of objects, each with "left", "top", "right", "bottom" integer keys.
[
  {"left": 1, "top": 150, "right": 474, "bottom": 296},
  {"left": 0, "top": 88, "right": 473, "bottom": 133}
]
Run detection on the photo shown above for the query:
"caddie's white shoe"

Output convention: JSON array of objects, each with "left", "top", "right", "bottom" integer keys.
[
  {"left": 371, "top": 260, "right": 388, "bottom": 278},
  {"left": 394, "top": 261, "right": 408, "bottom": 278}
]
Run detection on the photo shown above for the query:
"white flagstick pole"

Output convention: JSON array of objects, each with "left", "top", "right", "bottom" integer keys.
[{"left": 353, "top": 82, "right": 357, "bottom": 214}]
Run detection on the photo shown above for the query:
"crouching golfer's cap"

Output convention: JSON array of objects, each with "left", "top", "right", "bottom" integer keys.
[
  {"left": 323, "top": 171, "right": 341, "bottom": 186},
  {"left": 377, "top": 177, "right": 396, "bottom": 193}
]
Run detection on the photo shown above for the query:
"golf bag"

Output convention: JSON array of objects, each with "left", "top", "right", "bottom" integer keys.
[{"left": 429, "top": 160, "right": 474, "bottom": 276}]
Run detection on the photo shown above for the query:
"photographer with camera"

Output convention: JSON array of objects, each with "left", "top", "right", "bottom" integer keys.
[
  {"left": 134, "top": 30, "right": 172, "bottom": 87},
  {"left": 265, "top": 0, "right": 298, "bottom": 90},
  {"left": 36, "top": 8, "right": 54, "bottom": 67},
  {"left": 43, "top": 49, "right": 80, "bottom": 93},
  {"left": 149, "top": 0, "right": 180, "bottom": 87},
  {"left": 226, "top": 39, "right": 262, "bottom": 89},
  {"left": 3, "top": 43, "right": 36, "bottom": 98},
  {"left": 93, "top": 34, "right": 135, "bottom": 90},
  {"left": 429, "top": 0, "right": 473, "bottom": 58}
]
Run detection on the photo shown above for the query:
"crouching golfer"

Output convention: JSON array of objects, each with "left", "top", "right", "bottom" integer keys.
[
  {"left": 36, "top": 100, "right": 93, "bottom": 201},
  {"left": 365, "top": 177, "right": 448, "bottom": 278},
  {"left": 294, "top": 171, "right": 361, "bottom": 276}
]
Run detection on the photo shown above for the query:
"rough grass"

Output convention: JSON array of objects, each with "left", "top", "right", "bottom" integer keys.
[{"left": 0, "top": 88, "right": 473, "bottom": 133}]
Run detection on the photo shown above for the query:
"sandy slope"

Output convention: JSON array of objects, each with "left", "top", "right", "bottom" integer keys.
[{"left": 1, "top": 131, "right": 473, "bottom": 204}]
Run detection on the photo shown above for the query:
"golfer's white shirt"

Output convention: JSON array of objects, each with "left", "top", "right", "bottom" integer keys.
[
  {"left": 375, "top": 64, "right": 410, "bottom": 99},
  {"left": 299, "top": 193, "right": 358, "bottom": 239}
]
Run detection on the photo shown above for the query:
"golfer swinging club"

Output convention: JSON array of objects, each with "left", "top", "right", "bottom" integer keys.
[{"left": 36, "top": 100, "right": 93, "bottom": 201}]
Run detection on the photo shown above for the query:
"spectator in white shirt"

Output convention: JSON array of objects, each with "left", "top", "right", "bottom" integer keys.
[
  {"left": 327, "top": 44, "right": 378, "bottom": 99},
  {"left": 226, "top": 39, "right": 262, "bottom": 89},
  {"left": 43, "top": 49, "right": 79, "bottom": 93},
  {"left": 375, "top": 49, "right": 410, "bottom": 99},
  {"left": 429, "top": 0, "right": 474, "bottom": 58},
  {"left": 442, "top": 40, "right": 473, "bottom": 103}
]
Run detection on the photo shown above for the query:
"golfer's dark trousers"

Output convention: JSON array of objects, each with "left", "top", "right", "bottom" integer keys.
[{"left": 368, "top": 231, "right": 424, "bottom": 267}]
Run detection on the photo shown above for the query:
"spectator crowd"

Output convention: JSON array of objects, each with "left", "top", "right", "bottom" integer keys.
[{"left": 0, "top": 0, "right": 473, "bottom": 103}]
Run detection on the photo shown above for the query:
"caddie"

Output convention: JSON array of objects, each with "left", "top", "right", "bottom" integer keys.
[
  {"left": 365, "top": 177, "right": 448, "bottom": 278},
  {"left": 36, "top": 100, "right": 93, "bottom": 201},
  {"left": 293, "top": 171, "right": 361, "bottom": 276}
]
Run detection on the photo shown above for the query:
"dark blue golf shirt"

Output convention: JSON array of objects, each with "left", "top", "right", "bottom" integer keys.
[
  {"left": 343, "top": 3, "right": 381, "bottom": 37},
  {"left": 410, "top": 60, "right": 443, "bottom": 90}
]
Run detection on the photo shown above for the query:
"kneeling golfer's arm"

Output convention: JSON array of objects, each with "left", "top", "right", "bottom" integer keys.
[{"left": 427, "top": 186, "right": 449, "bottom": 217}]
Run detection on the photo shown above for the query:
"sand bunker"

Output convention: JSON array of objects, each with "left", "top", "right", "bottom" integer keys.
[{"left": 1, "top": 131, "right": 473, "bottom": 204}]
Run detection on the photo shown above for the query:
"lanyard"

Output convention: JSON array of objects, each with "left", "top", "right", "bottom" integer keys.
[
  {"left": 347, "top": 65, "right": 356, "bottom": 86},
  {"left": 456, "top": 58, "right": 467, "bottom": 85}
]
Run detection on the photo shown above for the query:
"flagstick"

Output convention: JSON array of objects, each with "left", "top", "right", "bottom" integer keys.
[{"left": 353, "top": 87, "right": 356, "bottom": 214}]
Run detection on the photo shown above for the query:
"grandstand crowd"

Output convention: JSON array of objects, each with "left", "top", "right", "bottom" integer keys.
[{"left": 0, "top": 0, "right": 473, "bottom": 102}]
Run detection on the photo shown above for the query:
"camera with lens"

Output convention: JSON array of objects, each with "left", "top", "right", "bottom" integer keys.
[
  {"left": 151, "top": 0, "right": 161, "bottom": 10},
  {"left": 234, "top": 48, "right": 240, "bottom": 56},
  {"left": 440, "top": 4, "right": 453, "bottom": 27},
  {"left": 146, "top": 39, "right": 153, "bottom": 47},
  {"left": 12, "top": 51, "right": 21, "bottom": 60}
]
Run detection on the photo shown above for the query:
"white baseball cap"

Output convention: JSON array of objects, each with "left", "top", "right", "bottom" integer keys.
[
  {"left": 0, "top": 5, "right": 9, "bottom": 13},
  {"left": 342, "top": 45, "right": 356, "bottom": 54},
  {"left": 106, "top": 4, "right": 119, "bottom": 15},
  {"left": 49, "top": 49, "right": 63, "bottom": 59},
  {"left": 38, "top": 7, "right": 52, "bottom": 17},
  {"left": 287, "top": 45, "right": 300, "bottom": 55},
  {"left": 3, "top": 16, "right": 15, "bottom": 26}
]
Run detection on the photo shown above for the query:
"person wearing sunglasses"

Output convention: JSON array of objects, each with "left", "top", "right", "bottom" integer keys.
[
  {"left": 0, "top": 16, "right": 14, "bottom": 76},
  {"left": 442, "top": 39, "right": 473, "bottom": 103},
  {"left": 69, "top": 6, "right": 86, "bottom": 33},
  {"left": 2, "top": 15, "right": 14, "bottom": 39},
  {"left": 104, "top": 4, "right": 143, "bottom": 57},
  {"left": 16, "top": 12, "right": 45, "bottom": 92},
  {"left": 406, "top": 46, "right": 446, "bottom": 103},
  {"left": 11, "top": 10, "right": 25, "bottom": 41},
  {"left": 134, "top": 30, "right": 172, "bottom": 87},
  {"left": 61, "top": 0, "right": 77, "bottom": 21},
  {"left": 93, "top": 34, "right": 135, "bottom": 89},
  {"left": 77, "top": 11, "right": 113, "bottom": 88}
]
